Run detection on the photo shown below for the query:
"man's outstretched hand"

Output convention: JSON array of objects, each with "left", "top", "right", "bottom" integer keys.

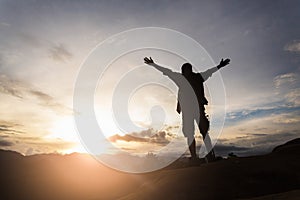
[
  {"left": 144, "top": 57, "right": 154, "bottom": 64},
  {"left": 218, "top": 58, "right": 230, "bottom": 69}
]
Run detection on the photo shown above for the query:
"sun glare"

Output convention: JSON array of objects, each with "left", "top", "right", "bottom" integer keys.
[
  {"left": 61, "top": 144, "right": 88, "bottom": 154},
  {"left": 48, "top": 116, "right": 113, "bottom": 155},
  {"left": 48, "top": 117, "right": 79, "bottom": 142}
]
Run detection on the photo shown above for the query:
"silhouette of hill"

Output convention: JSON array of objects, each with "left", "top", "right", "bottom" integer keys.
[
  {"left": 272, "top": 138, "right": 300, "bottom": 154},
  {"left": 0, "top": 138, "right": 299, "bottom": 200}
]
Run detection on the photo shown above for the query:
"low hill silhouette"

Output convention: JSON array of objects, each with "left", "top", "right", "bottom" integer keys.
[
  {"left": 272, "top": 138, "right": 300, "bottom": 154},
  {"left": 0, "top": 138, "right": 299, "bottom": 200}
]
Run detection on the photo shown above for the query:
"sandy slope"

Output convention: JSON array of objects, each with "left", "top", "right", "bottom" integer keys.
[{"left": 0, "top": 138, "right": 299, "bottom": 200}]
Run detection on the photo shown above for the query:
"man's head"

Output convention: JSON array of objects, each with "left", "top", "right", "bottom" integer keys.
[{"left": 181, "top": 63, "right": 193, "bottom": 76}]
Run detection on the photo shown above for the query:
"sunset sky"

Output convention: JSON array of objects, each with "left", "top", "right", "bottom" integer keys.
[{"left": 0, "top": 0, "right": 299, "bottom": 157}]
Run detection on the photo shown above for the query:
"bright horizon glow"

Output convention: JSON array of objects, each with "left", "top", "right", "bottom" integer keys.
[
  {"left": 48, "top": 117, "right": 79, "bottom": 142},
  {"left": 60, "top": 144, "right": 88, "bottom": 154}
]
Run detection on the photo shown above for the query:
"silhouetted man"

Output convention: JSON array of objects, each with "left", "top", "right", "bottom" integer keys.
[{"left": 144, "top": 57, "right": 230, "bottom": 162}]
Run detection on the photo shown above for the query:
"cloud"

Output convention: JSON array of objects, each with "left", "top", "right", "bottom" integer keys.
[
  {"left": 108, "top": 128, "right": 177, "bottom": 145},
  {"left": 225, "top": 72, "right": 300, "bottom": 126},
  {"left": 273, "top": 72, "right": 300, "bottom": 107},
  {"left": 218, "top": 131, "right": 299, "bottom": 156},
  {"left": 0, "top": 124, "right": 23, "bottom": 135},
  {"left": 28, "top": 90, "right": 72, "bottom": 114},
  {"left": 225, "top": 106, "right": 293, "bottom": 125},
  {"left": 4, "top": 136, "right": 76, "bottom": 155},
  {"left": 49, "top": 43, "right": 72, "bottom": 62},
  {"left": 0, "top": 121, "right": 21, "bottom": 147},
  {"left": 0, "top": 119, "right": 75, "bottom": 155},
  {"left": 29, "top": 90, "right": 55, "bottom": 102},
  {"left": 22, "top": 139, "right": 75, "bottom": 154},
  {"left": 285, "top": 88, "right": 300, "bottom": 107},
  {"left": 284, "top": 40, "right": 300, "bottom": 53},
  {"left": 272, "top": 110, "right": 300, "bottom": 124},
  {"left": 273, "top": 73, "right": 298, "bottom": 89},
  {"left": 0, "top": 139, "right": 14, "bottom": 147},
  {"left": 133, "top": 128, "right": 177, "bottom": 144},
  {"left": 0, "top": 74, "right": 24, "bottom": 98},
  {"left": 0, "top": 74, "right": 71, "bottom": 115},
  {"left": 18, "top": 32, "right": 43, "bottom": 48},
  {"left": 109, "top": 134, "right": 148, "bottom": 143}
]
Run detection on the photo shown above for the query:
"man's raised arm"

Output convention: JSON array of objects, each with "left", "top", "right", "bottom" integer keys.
[
  {"left": 201, "top": 58, "right": 230, "bottom": 81},
  {"left": 144, "top": 57, "right": 172, "bottom": 74}
]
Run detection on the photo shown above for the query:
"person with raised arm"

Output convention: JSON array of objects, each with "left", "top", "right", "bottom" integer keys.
[{"left": 144, "top": 57, "right": 230, "bottom": 162}]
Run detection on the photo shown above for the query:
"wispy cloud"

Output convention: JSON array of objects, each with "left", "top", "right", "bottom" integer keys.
[
  {"left": 0, "top": 121, "right": 24, "bottom": 135},
  {"left": 49, "top": 43, "right": 72, "bottom": 62},
  {"left": 0, "top": 75, "right": 24, "bottom": 98},
  {"left": 1, "top": 135, "right": 75, "bottom": 155},
  {"left": 0, "top": 74, "right": 72, "bottom": 115},
  {"left": 225, "top": 106, "right": 299, "bottom": 125},
  {"left": 0, "top": 138, "right": 14, "bottom": 147},
  {"left": 223, "top": 106, "right": 300, "bottom": 143},
  {"left": 17, "top": 32, "right": 43, "bottom": 48},
  {"left": 284, "top": 40, "right": 300, "bottom": 53},
  {"left": 226, "top": 72, "right": 300, "bottom": 125},
  {"left": 273, "top": 73, "right": 298, "bottom": 89},
  {"left": 273, "top": 72, "right": 300, "bottom": 107},
  {"left": 28, "top": 90, "right": 72, "bottom": 114},
  {"left": 285, "top": 88, "right": 300, "bottom": 107}
]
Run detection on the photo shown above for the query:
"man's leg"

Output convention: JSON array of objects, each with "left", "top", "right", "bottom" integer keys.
[
  {"left": 199, "top": 105, "right": 216, "bottom": 162},
  {"left": 182, "top": 111, "right": 197, "bottom": 158},
  {"left": 187, "top": 136, "right": 197, "bottom": 158},
  {"left": 203, "top": 134, "right": 216, "bottom": 162}
]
